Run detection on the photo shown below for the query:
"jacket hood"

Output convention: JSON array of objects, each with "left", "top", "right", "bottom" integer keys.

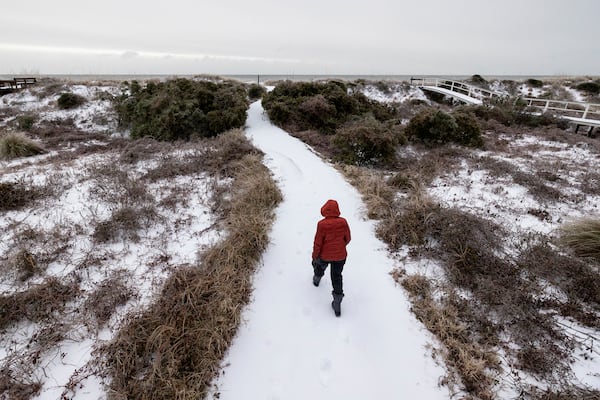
[{"left": 321, "top": 199, "right": 341, "bottom": 217}]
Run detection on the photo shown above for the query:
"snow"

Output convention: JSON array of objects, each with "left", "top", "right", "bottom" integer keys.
[
  {"left": 360, "top": 83, "right": 430, "bottom": 104},
  {"left": 0, "top": 84, "right": 120, "bottom": 133},
  {"left": 0, "top": 150, "right": 221, "bottom": 399},
  {"left": 208, "top": 101, "right": 449, "bottom": 399},
  {"left": 3, "top": 78, "right": 599, "bottom": 398}
]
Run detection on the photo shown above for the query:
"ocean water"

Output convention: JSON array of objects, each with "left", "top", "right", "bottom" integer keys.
[{"left": 0, "top": 73, "right": 585, "bottom": 84}]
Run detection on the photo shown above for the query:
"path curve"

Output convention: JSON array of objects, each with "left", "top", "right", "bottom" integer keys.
[{"left": 209, "top": 101, "right": 448, "bottom": 400}]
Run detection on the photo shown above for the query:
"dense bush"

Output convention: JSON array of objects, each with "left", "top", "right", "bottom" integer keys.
[
  {"left": 526, "top": 78, "right": 544, "bottom": 88},
  {"left": 262, "top": 80, "right": 397, "bottom": 134},
  {"left": 469, "top": 74, "right": 488, "bottom": 85},
  {"left": 464, "top": 100, "right": 562, "bottom": 129},
  {"left": 248, "top": 84, "right": 266, "bottom": 100},
  {"left": 405, "top": 109, "right": 482, "bottom": 147},
  {"left": 332, "top": 116, "right": 403, "bottom": 166},
  {"left": 115, "top": 78, "right": 248, "bottom": 141},
  {"left": 576, "top": 81, "right": 600, "bottom": 95},
  {"left": 452, "top": 111, "right": 484, "bottom": 147},
  {"left": 57, "top": 92, "right": 86, "bottom": 109}
]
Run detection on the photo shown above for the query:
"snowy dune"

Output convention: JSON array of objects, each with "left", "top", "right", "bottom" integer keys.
[{"left": 1, "top": 78, "right": 599, "bottom": 398}]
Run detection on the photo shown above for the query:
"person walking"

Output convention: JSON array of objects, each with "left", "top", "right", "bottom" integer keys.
[{"left": 312, "top": 199, "right": 351, "bottom": 317}]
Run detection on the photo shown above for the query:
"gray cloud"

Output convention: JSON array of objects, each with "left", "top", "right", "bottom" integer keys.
[{"left": 1, "top": 0, "right": 598, "bottom": 76}]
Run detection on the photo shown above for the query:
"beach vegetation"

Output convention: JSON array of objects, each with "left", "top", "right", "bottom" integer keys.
[
  {"left": 16, "top": 115, "right": 36, "bottom": 131},
  {"left": 114, "top": 78, "right": 248, "bottom": 141},
  {"left": 248, "top": 84, "right": 266, "bottom": 100},
  {"left": 332, "top": 116, "right": 403, "bottom": 166},
  {"left": 57, "top": 92, "right": 87, "bottom": 109},
  {"left": 0, "top": 132, "right": 46, "bottom": 160},
  {"left": 405, "top": 109, "right": 483, "bottom": 147},
  {"left": 527, "top": 78, "right": 544, "bottom": 88},
  {"left": 576, "top": 81, "right": 600, "bottom": 95}
]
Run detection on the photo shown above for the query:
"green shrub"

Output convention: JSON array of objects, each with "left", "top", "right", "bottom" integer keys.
[
  {"left": 0, "top": 132, "right": 46, "bottom": 160},
  {"left": 332, "top": 116, "right": 401, "bottom": 166},
  {"left": 57, "top": 92, "right": 86, "bottom": 109},
  {"left": 16, "top": 115, "right": 36, "bottom": 131},
  {"left": 470, "top": 74, "right": 488, "bottom": 85},
  {"left": 576, "top": 81, "right": 600, "bottom": 95},
  {"left": 114, "top": 78, "right": 248, "bottom": 141},
  {"left": 453, "top": 111, "right": 483, "bottom": 147},
  {"left": 298, "top": 95, "right": 337, "bottom": 132},
  {"left": 263, "top": 80, "right": 398, "bottom": 135},
  {"left": 405, "top": 109, "right": 482, "bottom": 147},
  {"left": 526, "top": 78, "right": 544, "bottom": 88},
  {"left": 248, "top": 84, "right": 266, "bottom": 100},
  {"left": 405, "top": 109, "right": 456, "bottom": 145}
]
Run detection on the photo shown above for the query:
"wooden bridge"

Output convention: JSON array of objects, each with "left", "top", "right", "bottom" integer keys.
[
  {"left": 410, "top": 77, "right": 599, "bottom": 136},
  {"left": 411, "top": 77, "right": 505, "bottom": 105},
  {"left": 522, "top": 97, "right": 600, "bottom": 135},
  {"left": 0, "top": 77, "right": 37, "bottom": 94}
]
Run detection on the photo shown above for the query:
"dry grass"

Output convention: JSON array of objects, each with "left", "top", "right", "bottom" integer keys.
[
  {"left": 0, "top": 277, "right": 80, "bottom": 330},
  {"left": 343, "top": 155, "right": 596, "bottom": 396},
  {"left": 100, "top": 131, "right": 282, "bottom": 399},
  {"left": 400, "top": 275, "right": 499, "bottom": 399},
  {"left": 0, "top": 180, "right": 41, "bottom": 212},
  {"left": 0, "top": 132, "right": 46, "bottom": 160},
  {"left": 0, "top": 369, "right": 42, "bottom": 400},
  {"left": 5, "top": 249, "right": 42, "bottom": 282},
  {"left": 527, "top": 386, "right": 600, "bottom": 399},
  {"left": 338, "top": 165, "right": 396, "bottom": 219},
  {"left": 92, "top": 205, "right": 159, "bottom": 243},
  {"left": 84, "top": 272, "right": 136, "bottom": 327},
  {"left": 378, "top": 186, "right": 438, "bottom": 249},
  {"left": 559, "top": 218, "right": 600, "bottom": 263},
  {"left": 475, "top": 156, "right": 563, "bottom": 202}
]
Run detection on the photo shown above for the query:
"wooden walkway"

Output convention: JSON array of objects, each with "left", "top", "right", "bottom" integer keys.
[
  {"left": 522, "top": 97, "right": 600, "bottom": 135},
  {"left": 411, "top": 77, "right": 505, "bottom": 105},
  {"left": 410, "top": 77, "right": 599, "bottom": 136},
  {"left": 0, "top": 77, "right": 37, "bottom": 94}
]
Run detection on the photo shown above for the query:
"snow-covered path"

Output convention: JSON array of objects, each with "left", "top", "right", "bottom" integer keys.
[{"left": 209, "top": 101, "right": 449, "bottom": 400}]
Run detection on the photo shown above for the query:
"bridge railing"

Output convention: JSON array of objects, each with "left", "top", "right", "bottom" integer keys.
[
  {"left": 521, "top": 97, "right": 600, "bottom": 121},
  {"left": 411, "top": 78, "right": 504, "bottom": 102}
]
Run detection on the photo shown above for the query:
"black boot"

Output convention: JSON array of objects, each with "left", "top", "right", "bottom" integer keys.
[
  {"left": 313, "top": 274, "right": 322, "bottom": 287},
  {"left": 331, "top": 293, "right": 344, "bottom": 317}
]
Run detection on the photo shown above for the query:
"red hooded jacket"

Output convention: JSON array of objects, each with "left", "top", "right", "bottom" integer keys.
[{"left": 312, "top": 199, "right": 351, "bottom": 261}]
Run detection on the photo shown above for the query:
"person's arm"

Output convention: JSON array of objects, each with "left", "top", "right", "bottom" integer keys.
[
  {"left": 312, "top": 222, "right": 323, "bottom": 260},
  {"left": 344, "top": 220, "right": 351, "bottom": 245}
]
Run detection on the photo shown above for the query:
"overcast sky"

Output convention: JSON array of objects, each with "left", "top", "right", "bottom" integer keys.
[{"left": 1, "top": 0, "right": 599, "bottom": 76}]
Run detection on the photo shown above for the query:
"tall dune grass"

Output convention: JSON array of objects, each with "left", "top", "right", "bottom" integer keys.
[
  {"left": 560, "top": 218, "right": 600, "bottom": 262},
  {"left": 0, "top": 132, "right": 46, "bottom": 160}
]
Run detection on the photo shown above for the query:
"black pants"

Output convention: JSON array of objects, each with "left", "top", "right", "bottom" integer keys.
[{"left": 314, "top": 259, "right": 345, "bottom": 295}]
